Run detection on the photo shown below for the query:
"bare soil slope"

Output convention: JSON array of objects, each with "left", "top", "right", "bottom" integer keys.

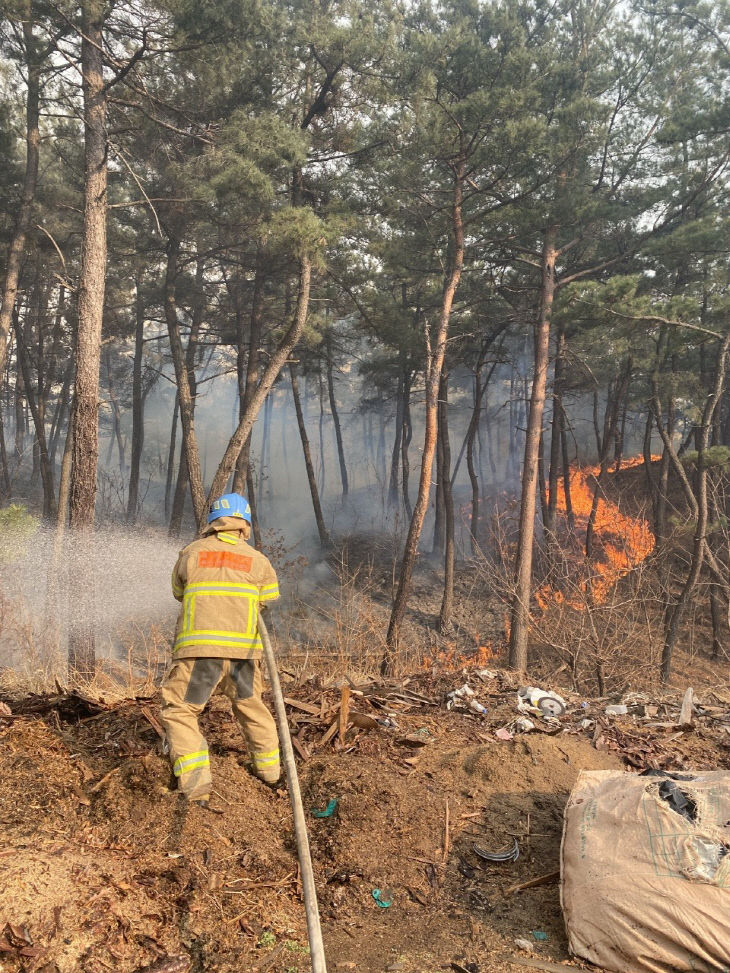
[{"left": 1, "top": 674, "right": 728, "bottom": 973}]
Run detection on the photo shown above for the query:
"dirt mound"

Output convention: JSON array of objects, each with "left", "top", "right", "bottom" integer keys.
[{"left": 1, "top": 676, "right": 728, "bottom": 973}]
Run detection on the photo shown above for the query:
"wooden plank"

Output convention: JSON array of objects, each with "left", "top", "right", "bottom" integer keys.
[
  {"left": 317, "top": 718, "right": 339, "bottom": 749},
  {"left": 283, "top": 697, "right": 322, "bottom": 716},
  {"left": 339, "top": 686, "right": 351, "bottom": 745},
  {"left": 292, "top": 736, "right": 310, "bottom": 761}
]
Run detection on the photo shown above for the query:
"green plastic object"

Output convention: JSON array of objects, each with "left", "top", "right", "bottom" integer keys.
[
  {"left": 372, "top": 889, "right": 393, "bottom": 908},
  {"left": 311, "top": 798, "right": 338, "bottom": 818},
  {"left": 531, "top": 930, "right": 548, "bottom": 941}
]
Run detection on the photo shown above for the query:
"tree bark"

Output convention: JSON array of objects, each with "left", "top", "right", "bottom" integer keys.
[
  {"left": 233, "top": 258, "right": 263, "bottom": 494},
  {"left": 15, "top": 311, "right": 56, "bottom": 519},
  {"left": 0, "top": 402, "right": 9, "bottom": 499},
  {"left": 466, "top": 364, "right": 483, "bottom": 554},
  {"left": 545, "top": 323, "right": 566, "bottom": 537},
  {"left": 68, "top": 0, "right": 108, "bottom": 681},
  {"left": 401, "top": 370, "right": 413, "bottom": 519},
  {"left": 438, "top": 371, "right": 455, "bottom": 632},
  {"left": 325, "top": 331, "right": 348, "bottom": 498},
  {"left": 290, "top": 362, "right": 331, "bottom": 548},
  {"left": 164, "top": 394, "right": 179, "bottom": 520},
  {"left": 0, "top": 4, "right": 41, "bottom": 381},
  {"left": 660, "top": 332, "right": 730, "bottom": 682},
  {"left": 383, "top": 160, "right": 465, "bottom": 674},
  {"left": 208, "top": 255, "right": 312, "bottom": 506},
  {"left": 164, "top": 237, "right": 206, "bottom": 530},
  {"left": 508, "top": 226, "right": 557, "bottom": 672},
  {"left": 126, "top": 279, "right": 145, "bottom": 522},
  {"left": 389, "top": 369, "right": 404, "bottom": 507},
  {"left": 168, "top": 256, "right": 203, "bottom": 536}
]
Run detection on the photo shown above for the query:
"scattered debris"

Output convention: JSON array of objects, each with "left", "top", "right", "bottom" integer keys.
[
  {"left": 496, "top": 727, "right": 514, "bottom": 741},
  {"left": 371, "top": 889, "right": 393, "bottom": 908},
  {"left": 605, "top": 704, "right": 628, "bottom": 716},
  {"left": 531, "top": 930, "right": 548, "bottom": 942},
  {"left": 517, "top": 687, "right": 566, "bottom": 719},
  {"left": 473, "top": 839, "right": 520, "bottom": 864},
  {"left": 678, "top": 687, "right": 695, "bottom": 728},
  {"left": 514, "top": 938, "right": 533, "bottom": 952}
]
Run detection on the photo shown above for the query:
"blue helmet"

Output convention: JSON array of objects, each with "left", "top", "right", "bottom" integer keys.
[{"left": 207, "top": 493, "right": 252, "bottom": 525}]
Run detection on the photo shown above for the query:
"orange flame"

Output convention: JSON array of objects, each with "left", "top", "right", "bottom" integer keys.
[{"left": 536, "top": 455, "right": 657, "bottom": 610}]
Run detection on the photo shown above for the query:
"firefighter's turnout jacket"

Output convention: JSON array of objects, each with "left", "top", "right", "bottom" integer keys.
[{"left": 160, "top": 518, "right": 281, "bottom": 800}]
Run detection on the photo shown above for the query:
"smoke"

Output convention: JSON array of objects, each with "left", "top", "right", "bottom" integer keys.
[{"left": 0, "top": 525, "right": 181, "bottom": 672}]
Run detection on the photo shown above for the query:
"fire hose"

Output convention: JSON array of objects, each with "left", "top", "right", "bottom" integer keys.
[{"left": 258, "top": 612, "right": 328, "bottom": 973}]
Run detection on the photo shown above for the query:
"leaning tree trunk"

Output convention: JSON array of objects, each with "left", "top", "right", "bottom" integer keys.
[
  {"left": 290, "top": 362, "right": 331, "bottom": 548},
  {"left": 438, "top": 371, "right": 455, "bottom": 633},
  {"left": 508, "top": 226, "right": 557, "bottom": 672},
  {"left": 0, "top": 5, "right": 40, "bottom": 381},
  {"left": 68, "top": 0, "right": 108, "bottom": 681},
  {"left": 207, "top": 255, "right": 312, "bottom": 505},
  {"left": 383, "top": 158, "right": 465, "bottom": 674},
  {"left": 126, "top": 279, "right": 145, "bottom": 523}
]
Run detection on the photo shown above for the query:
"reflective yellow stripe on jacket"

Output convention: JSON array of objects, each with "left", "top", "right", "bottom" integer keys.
[{"left": 174, "top": 581, "right": 265, "bottom": 655}]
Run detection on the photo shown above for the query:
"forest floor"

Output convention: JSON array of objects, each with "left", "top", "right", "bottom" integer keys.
[{"left": 2, "top": 667, "right": 730, "bottom": 973}]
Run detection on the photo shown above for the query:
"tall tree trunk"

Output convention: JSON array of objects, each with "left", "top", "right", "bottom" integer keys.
[
  {"left": 49, "top": 358, "right": 72, "bottom": 468},
  {"left": 508, "top": 226, "right": 557, "bottom": 672},
  {"left": 560, "top": 419, "right": 574, "bottom": 531},
  {"left": 0, "top": 402, "right": 9, "bottom": 499},
  {"left": 585, "top": 358, "right": 632, "bottom": 558},
  {"left": 168, "top": 257, "right": 203, "bottom": 536},
  {"left": 126, "top": 279, "right": 145, "bottom": 523},
  {"left": 15, "top": 359, "right": 25, "bottom": 465},
  {"left": 164, "top": 237, "right": 206, "bottom": 530},
  {"left": 325, "top": 331, "right": 348, "bottom": 498},
  {"left": 290, "top": 362, "right": 331, "bottom": 547},
  {"left": 15, "top": 311, "right": 56, "bottom": 519},
  {"left": 0, "top": 4, "right": 40, "bottom": 380},
  {"left": 545, "top": 323, "right": 566, "bottom": 537},
  {"left": 401, "top": 370, "right": 413, "bottom": 519},
  {"left": 661, "top": 333, "right": 730, "bottom": 682},
  {"left": 432, "top": 403, "right": 445, "bottom": 556},
  {"left": 247, "top": 466, "right": 263, "bottom": 549},
  {"left": 164, "top": 394, "right": 179, "bottom": 520},
  {"left": 466, "top": 364, "right": 483, "bottom": 554},
  {"left": 233, "top": 258, "right": 263, "bottom": 494},
  {"left": 389, "top": 370, "right": 404, "bottom": 507},
  {"left": 383, "top": 159, "right": 465, "bottom": 674},
  {"left": 438, "top": 372, "right": 455, "bottom": 633},
  {"left": 68, "top": 0, "right": 108, "bottom": 681},
  {"left": 104, "top": 346, "right": 125, "bottom": 477},
  {"left": 208, "top": 256, "right": 312, "bottom": 505}
]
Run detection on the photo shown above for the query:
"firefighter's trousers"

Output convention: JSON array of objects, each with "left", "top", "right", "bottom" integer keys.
[{"left": 160, "top": 658, "right": 280, "bottom": 800}]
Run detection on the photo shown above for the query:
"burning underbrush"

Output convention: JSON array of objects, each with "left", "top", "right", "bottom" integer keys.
[{"left": 2, "top": 670, "right": 730, "bottom": 973}]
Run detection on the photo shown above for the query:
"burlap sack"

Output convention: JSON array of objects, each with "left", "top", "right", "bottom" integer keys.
[{"left": 561, "top": 770, "right": 730, "bottom": 973}]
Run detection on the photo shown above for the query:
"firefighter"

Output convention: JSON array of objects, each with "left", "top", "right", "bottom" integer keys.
[{"left": 160, "top": 493, "right": 280, "bottom": 807}]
